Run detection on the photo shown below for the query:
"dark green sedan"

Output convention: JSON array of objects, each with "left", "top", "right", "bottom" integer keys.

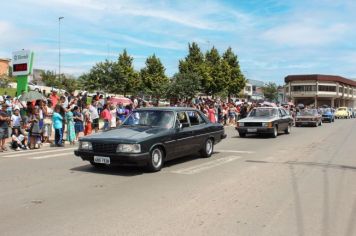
[{"left": 74, "top": 107, "right": 226, "bottom": 172}]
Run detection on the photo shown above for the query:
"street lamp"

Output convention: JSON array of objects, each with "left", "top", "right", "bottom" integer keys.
[{"left": 58, "top": 17, "right": 64, "bottom": 82}]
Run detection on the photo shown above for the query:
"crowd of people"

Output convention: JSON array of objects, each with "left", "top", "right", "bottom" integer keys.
[
  {"left": 0, "top": 90, "right": 295, "bottom": 152},
  {"left": 0, "top": 90, "right": 136, "bottom": 152}
]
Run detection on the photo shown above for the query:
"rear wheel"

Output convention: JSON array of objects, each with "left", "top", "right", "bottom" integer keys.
[
  {"left": 147, "top": 147, "right": 164, "bottom": 172},
  {"left": 201, "top": 138, "right": 214, "bottom": 158}
]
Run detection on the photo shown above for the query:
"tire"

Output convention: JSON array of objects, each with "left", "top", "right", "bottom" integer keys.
[
  {"left": 35, "top": 88, "right": 40, "bottom": 92},
  {"left": 285, "top": 124, "right": 292, "bottom": 134},
  {"left": 90, "top": 161, "right": 106, "bottom": 168},
  {"left": 315, "top": 122, "right": 318, "bottom": 127},
  {"left": 319, "top": 120, "right": 322, "bottom": 126},
  {"left": 239, "top": 132, "right": 246, "bottom": 138},
  {"left": 271, "top": 126, "right": 278, "bottom": 138},
  {"left": 201, "top": 138, "right": 214, "bottom": 158},
  {"left": 147, "top": 146, "right": 164, "bottom": 172}
]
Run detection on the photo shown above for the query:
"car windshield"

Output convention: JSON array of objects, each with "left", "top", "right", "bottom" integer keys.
[
  {"left": 122, "top": 110, "right": 175, "bottom": 129},
  {"left": 249, "top": 108, "right": 278, "bottom": 117},
  {"left": 338, "top": 108, "right": 346, "bottom": 111},
  {"left": 322, "top": 108, "right": 332, "bottom": 114},
  {"left": 299, "top": 109, "right": 317, "bottom": 116}
]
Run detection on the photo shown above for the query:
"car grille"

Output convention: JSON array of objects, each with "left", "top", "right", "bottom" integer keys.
[
  {"left": 92, "top": 143, "right": 118, "bottom": 154},
  {"left": 244, "top": 122, "right": 262, "bottom": 127},
  {"left": 322, "top": 115, "right": 330, "bottom": 117},
  {"left": 297, "top": 118, "right": 312, "bottom": 121}
]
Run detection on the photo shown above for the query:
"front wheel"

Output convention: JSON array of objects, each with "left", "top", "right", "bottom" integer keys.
[
  {"left": 201, "top": 138, "right": 214, "bottom": 158},
  {"left": 271, "top": 126, "right": 278, "bottom": 138},
  {"left": 147, "top": 147, "right": 164, "bottom": 172},
  {"left": 285, "top": 124, "right": 292, "bottom": 134}
]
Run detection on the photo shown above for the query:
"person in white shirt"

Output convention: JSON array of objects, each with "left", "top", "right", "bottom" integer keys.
[
  {"left": 89, "top": 101, "right": 99, "bottom": 133},
  {"left": 11, "top": 127, "right": 28, "bottom": 151},
  {"left": 11, "top": 108, "right": 22, "bottom": 129}
]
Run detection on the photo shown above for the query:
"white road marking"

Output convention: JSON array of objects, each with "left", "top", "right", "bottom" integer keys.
[
  {"left": 2, "top": 147, "right": 77, "bottom": 158},
  {"left": 171, "top": 156, "right": 242, "bottom": 175},
  {"left": 215, "top": 149, "right": 254, "bottom": 154},
  {"left": 29, "top": 152, "right": 74, "bottom": 160}
]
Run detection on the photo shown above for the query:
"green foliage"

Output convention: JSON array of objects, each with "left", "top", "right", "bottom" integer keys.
[
  {"left": 262, "top": 82, "right": 278, "bottom": 101},
  {"left": 0, "top": 88, "right": 16, "bottom": 97},
  {"left": 117, "top": 49, "right": 141, "bottom": 95},
  {"left": 41, "top": 70, "right": 59, "bottom": 88},
  {"left": 222, "top": 47, "right": 246, "bottom": 98},
  {"left": 140, "top": 54, "right": 169, "bottom": 98},
  {"left": 166, "top": 72, "right": 201, "bottom": 100}
]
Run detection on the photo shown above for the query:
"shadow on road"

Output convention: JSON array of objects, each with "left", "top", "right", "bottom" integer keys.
[{"left": 70, "top": 164, "right": 145, "bottom": 176}]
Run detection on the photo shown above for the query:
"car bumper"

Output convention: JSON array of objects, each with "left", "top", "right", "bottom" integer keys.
[
  {"left": 235, "top": 127, "right": 274, "bottom": 134},
  {"left": 295, "top": 121, "right": 317, "bottom": 126},
  {"left": 322, "top": 117, "right": 333, "bottom": 121},
  {"left": 74, "top": 150, "right": 151, "bottom": 166}
]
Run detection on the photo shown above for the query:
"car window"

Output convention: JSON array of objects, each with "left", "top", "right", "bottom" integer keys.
[
  {"left": 280, "top": 109, "right": 288, "bottom": 116},
  {"left": 177, "top": 112, "right": 189, "bottom": 125},
  {"left": 188, "top": 111, "right": 206, "bottom": 126},
  {"left": 279, "top": 109, "right": 283, "bottom": 117}
]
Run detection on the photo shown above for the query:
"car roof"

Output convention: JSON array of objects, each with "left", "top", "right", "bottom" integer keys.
[{"left": 135, "top": 107, "right": 199, "bottom": 112}]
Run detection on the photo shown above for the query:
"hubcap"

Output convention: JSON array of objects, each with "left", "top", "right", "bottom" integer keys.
[
  {"left": 206, "top": 139, "right": 213, "bottom": 155},
  {"left": 152, "top": 149, "right": 162, "bottom": 168}
]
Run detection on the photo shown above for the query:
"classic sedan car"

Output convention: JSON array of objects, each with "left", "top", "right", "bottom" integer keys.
[
  {"left": 335, "top": 107, "right": 350, "bottom": 119},
  {"left": 321, "top": 108, "right": 335, "bottom": 122},
  {"left": 74, "top": 107, "right": 226, "bottom": 172},
  {"left": 236, "top": 107, "right": 293, "bottom": 138},
  {"left": 295, "top": 109, "right": 322, "bottom": 127}
]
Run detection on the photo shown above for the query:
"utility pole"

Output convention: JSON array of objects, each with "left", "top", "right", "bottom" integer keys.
[{"left": 58, "top": 17, "right": 64, "bottom": 82}]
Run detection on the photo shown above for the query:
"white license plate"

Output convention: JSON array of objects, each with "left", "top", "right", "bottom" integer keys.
[
  {"left": 247, "top": 128, "right": 257, "bottom": 133},
  {"left": 94, "top": 156, "right": 110, "bottom": 164}
]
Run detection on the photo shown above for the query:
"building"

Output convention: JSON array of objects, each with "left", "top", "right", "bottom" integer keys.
[
  {"left": 285, "top": 74, "right": 356, "bottom": 108},
  {"left": 243, "top": 79, "right": 265, "bottom": 100},
  {"left": 0, "top": 58, "right": 11, "bottom": 76}
]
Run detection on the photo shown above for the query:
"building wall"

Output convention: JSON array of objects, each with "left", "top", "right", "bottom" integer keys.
[{"left": 0, "top": 59, "right": 10, "bottom": 76}]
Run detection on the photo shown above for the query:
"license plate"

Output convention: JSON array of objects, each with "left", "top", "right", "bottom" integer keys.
[
  {"left": 94, "top": 156, "right": 110, "bottom": 164},
  {"left": 247, "top": 128, "right": 257, "bottom": 133},
  {"left": 302, "top": 122, "right": 308, "bottom": 125}
]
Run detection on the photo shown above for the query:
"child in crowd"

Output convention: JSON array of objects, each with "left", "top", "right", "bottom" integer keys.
[
  {"left": 11, "top": 128, "right": 28, "bottom": 151},
  {"left": 52, "top": 105, "right": 64, "bottom": 147},
  {"left": 73, "top": 106, "right": 84, "bottom": 141}
]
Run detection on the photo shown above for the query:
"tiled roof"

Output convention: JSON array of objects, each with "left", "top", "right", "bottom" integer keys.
[{"left": 285, "top": 74, "right": 356, "bottom": 87}]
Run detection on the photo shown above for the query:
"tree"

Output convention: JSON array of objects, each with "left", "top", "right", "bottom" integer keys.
[
  {"left": 179, "top": 42, "right": 208, "bottom": 93},
  {"left": 166, "top": 72, "right": 201, "bottom": 100},
  {"left": 41, "top": 70, "right": 60, "bottom": 88},
  {"left": 61, "top": 75, "right": 79, "bottom": 93},
  {"left": 262, "top": 82, "right": 278, "bottom": 101},
  {"left": 116, "top": 49, "right": 141, "bottom": 96},
  {"left": 222, "top": 47, "right": 246, "bottom": 100},
  {"left": 205, "top": 47, "right": 229, "bottom": 97},
  {"left": 140, "top": 54, "right": 169, "bottom": 98}
]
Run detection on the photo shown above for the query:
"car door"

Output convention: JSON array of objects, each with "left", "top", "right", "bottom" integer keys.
[
  {"left": 172, "top": 111, "right": 195, "bottom": 158},
  {"left": 187, "top": 110, "right": 208, "bottom": 152},
  {"left": 278, "top": 109, "right": 288, "bottom": 131}
]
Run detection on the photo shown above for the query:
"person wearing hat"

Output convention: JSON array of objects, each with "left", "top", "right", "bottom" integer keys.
[{"left": 0, "top": 103, "right": 11, "bottom": 151}]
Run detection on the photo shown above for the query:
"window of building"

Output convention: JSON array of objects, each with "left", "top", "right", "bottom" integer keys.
[
  {"left": 285, "top": 87, "right": 289, "bottom": 93},
  {"left": 318, "top": 85, "right": 336, "bottom": 92},
  {"left": 291, "top": 85, "right": 316, "bottom": 92},
  {"left": 339, "top": 87, "right": 343, "bottom": 93}
]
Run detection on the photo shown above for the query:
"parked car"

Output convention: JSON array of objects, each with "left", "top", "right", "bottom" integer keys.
[
  {"left": 295, "top": 109, "right": 322, "bottom": 127},
  {"left": 236, "top": 107, "right": 293, "bottom": 138},
  {"left": 321, "top": 108, "right": 335, "bottom": 122},
  {"left": 75, "top": 107, "right": 226, "bottom": 172},
  {"left": 335, "top": 107, "right": 350, "bottom": 119},
  {"left": 28, "top": 82, "right": 41, "bottom": 91},
  {"left": 348, "top": 108, "right": 356, "bottom": 118}
]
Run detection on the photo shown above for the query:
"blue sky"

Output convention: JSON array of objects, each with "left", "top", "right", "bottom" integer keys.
[{"left": 1, "top": 0, "right": 356, "bottom": 84}]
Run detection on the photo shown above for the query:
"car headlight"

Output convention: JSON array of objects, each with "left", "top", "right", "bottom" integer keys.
[
  {"left": 80, "top": 141, "right": 92, "bottom": 150},
  {"left": 117, "top": 144, "right": 141, "bottom": 153},
  {"left": 262, "top": 122, "right": 268, "bottom": 127},
  {"left": 239, "top": 122, "right": 244, "bottom": 127}
]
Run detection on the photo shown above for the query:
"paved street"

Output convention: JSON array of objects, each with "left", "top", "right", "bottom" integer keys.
[{"left": 1, "top": 119, "right": 356, "bottom": 236}]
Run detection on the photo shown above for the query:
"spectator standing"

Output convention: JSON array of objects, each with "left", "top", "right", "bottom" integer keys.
[
  {"left": 11, "top": 108, "right": 22, "bottom": 130},
  {"left": 83, "top": 104, "right": 92, "bottom": 136},
  {"left": 28, "top": 108, "right": 42, "bottom": 149},
  {"left": 52, "top": 105, "right": 64, "bottom": 147},
  {"left": 100, "top": 104, "right": 112, "bottom": 131},
  {"left": 65, "top": 108, "right": 76, "bottom": 145},
  {"left": 110, "top": 104, "right": 117, "bottom": 129},
  {"left": 0, "top": 104, "right": 10, "bottom": 152},
  {"left": 89, "top": 101, "right": 99, "bottom": 133},
  {"left": 43, "top": 101, "right": 53, "bottom": 144},
  {"left": 208, "top": 105, "right": 216, "bottom": 123},
  {"left": 73, "top": 106, "right": 84, "bottom": 141},
  {"left": 50, "top": 90, "right": 60, "bottom": 107}
]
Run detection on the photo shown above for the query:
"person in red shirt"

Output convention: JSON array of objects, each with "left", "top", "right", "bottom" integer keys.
[
  {"left": 208, "top": 105, "right": 216, "bottom": 123},
  {"left": 50, "top": 90, "right": 59, "bottom": 107},
  {"left": 100, "top": 104, "right": 112, "bottom": 131}
]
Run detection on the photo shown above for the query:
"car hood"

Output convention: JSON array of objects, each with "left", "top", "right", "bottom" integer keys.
[
  {"left": 80, "top": 126, "right": 168, "bottom": 142},
  {"left": 239, "top": 116, "right": 278, "bottom": 123},
  {"left": 297, "top": 115, "right": 317, "bottom": 119}
]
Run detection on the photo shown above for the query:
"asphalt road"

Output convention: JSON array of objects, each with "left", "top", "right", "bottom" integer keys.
[{"left": 1, "top": 119, "right": 356, "bottom": 236}]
